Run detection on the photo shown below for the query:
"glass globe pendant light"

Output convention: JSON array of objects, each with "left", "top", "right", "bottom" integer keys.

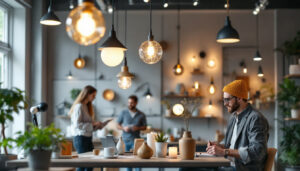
[
  {"left": 253, "top": 15, "right": 263, "bottom": 61},
  {"left": 40, "top": 0, "right": 61, "bottom": 26},
  {"left": 139, "top": 0, "right": 163, "bottom": 64},
  {"left": 173, "top": 6, "right": 184, "bottom": 75},
  {"left": 216, "top": 0, "right": 240, "bottom": 43},
  {"left": 66, "top": 0, "right": 106, "bottom": 46},
  {"left": 74, "top": 53, "right": 86, "bottom": 69},
  {"left": 99, "top": 0, "right": 127, "bottom": 67}
]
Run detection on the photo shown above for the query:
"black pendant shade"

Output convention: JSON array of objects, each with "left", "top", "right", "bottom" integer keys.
[
  {"left": 99, "top": 26, "right": 126, "bottom": 49},
  {"left": 253, "top": 50, "right": 262, "bottom": 61},
  {"left": 216, "top": 16, "right": 240, "bottom": 43},
  {"left": 258, "top": 65, "right": 264, "bottom": 77},
  {"left": 40, "top": 0, "right": 61, "bottom": 26}
]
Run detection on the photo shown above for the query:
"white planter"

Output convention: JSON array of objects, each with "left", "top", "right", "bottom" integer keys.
[
  {"left": 155, "top": 142, "right": 168, "bottom": 158},
  {"left": 291, "top": 109, "right": 300, "bottom": 118},
  {"left": 165, "top": 109, "right": 172, "bottom": 117}
]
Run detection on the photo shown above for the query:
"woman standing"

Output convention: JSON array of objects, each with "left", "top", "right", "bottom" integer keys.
[{"left": 69, "top": 85, "right": 110, "bottom": 171}]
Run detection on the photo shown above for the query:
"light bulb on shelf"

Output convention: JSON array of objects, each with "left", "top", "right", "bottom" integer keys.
[
  {"left": 66, "top": 0, "right": 106, "bottom": 46},
  {"left": 172, "top": 104, "right": 184, "bottom": 116},
  {"left": 118, "top": 76, "right": 132, "bottom": 90},
  {"left": 139, "top": 40, "right": 163, "bottom": 64}
]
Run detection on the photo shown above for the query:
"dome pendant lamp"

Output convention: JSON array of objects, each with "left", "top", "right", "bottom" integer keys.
[
  {"left": 253, "top": 15, "right": 262, "bottom": 61},
  {"left": 139, "top": 0, "right": 163, "bottom": 64},
  {"left": 99, "top": 0, "right": 127, "bottom": 67},
  {"left": 117, "top": 10, "right": 134, "bottom": 89},
  {"left": 40, "top": 0, "right": 61, "bottom": 26},
  {"left": 216, "top": 0, "right": 240, "bottom": 43},
  {"left": 257, "top": 65, "right": 264, "bottom": 77},
  {"left": 66, "top": 0, "right": 106, "bottom": 46},
  {"left": 173, "top": 5, "right": 184, "bottom": 75}
]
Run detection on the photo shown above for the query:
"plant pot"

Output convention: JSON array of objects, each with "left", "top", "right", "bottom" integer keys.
[
  {"left": 155, "top": 142, "right": 168, "bottom": 158},
  {"left": 137, "top": 142, "right": 153, "bottom": 159},
  {"left": 285, "top": 166, "right": 300, "bottom": 171},
  {"left": 28, "top": 150, "right": 52, "bottom": 170},
  {"left": 165, "top": 109, "right": 172, "bottom": 117},
  {"left": 0, "top": 154, "right": 17, "bottom": 171},
  {"left": 291, "top": 109, "right": 300, "bottom": 118},
  {"left": 179, "top": 131, "right": 196, "bottom": 160}
]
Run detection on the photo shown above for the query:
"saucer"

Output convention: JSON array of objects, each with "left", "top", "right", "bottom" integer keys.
[{"left": 103, "top": 155, "right": 118, "bottom": 159}]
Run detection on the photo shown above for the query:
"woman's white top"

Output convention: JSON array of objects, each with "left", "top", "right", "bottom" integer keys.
[{"left": 70, "top": 103, "right": 93, "bottom": 137}]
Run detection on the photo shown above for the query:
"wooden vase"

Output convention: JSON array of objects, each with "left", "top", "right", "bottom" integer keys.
[
  {"left": 137, "top": 142, "right": 153, "bottom": 159},
  {"left": 179, "top": 131, "right": 196, "bottom": 160}
]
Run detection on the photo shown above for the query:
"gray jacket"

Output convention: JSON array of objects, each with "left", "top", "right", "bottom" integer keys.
[{"left": 224, "top": 105, "right": 269, "bottom": 171}]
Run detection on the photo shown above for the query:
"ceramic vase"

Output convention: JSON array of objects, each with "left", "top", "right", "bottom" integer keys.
[
  {"left": 146, "top": 132, "right": 156, "bottom": 156},
  {"left": 179, "top": 131, "right": 196, "bottom": 160},
  {"left": 116, "top": 137, "right": 125, "bottom": 155},
  {"left": 155, "top": 142, "right": 168, "bottom": 158},
  {"left": 137, "top": 142, "right": 153, "bottom": 159},
  {"left": 291, "top": 109, "right": 300, "bottom": 118}
]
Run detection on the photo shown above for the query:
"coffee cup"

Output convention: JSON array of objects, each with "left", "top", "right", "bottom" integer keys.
[
  {"left": 93, "top": 149, "right": 100, "bottom": 156},
  {"left": 104, "top": 147, "right": 114, "bottom": 158}
]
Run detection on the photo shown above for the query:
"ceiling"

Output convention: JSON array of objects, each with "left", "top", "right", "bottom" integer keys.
[{"left": 52, "top": 0, "right": 300, "bottom": 11}]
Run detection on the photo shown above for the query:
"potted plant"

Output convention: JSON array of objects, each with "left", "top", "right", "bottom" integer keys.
[
  {"left": 154, "top": 132, "right": 168, "bottom": 158},
  {"left": 280, "top": 124, "right": 300, "bottom": 171},
  {"left": 277, "top": 78, "right": 300, "bottom": 118},
  {"left": 0, "top": 87, "right": 27, "bottom": 171},
  {"left": 13, "top": 123, "right": 65, "bottom": 170},
  {"left": 161, "top": 100, "right": 172, "bottom": 117}
]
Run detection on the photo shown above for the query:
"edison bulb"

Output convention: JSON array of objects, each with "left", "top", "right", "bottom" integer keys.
[
  {"left": 118, "top": 77, "right": 132, "bottom": 89},
  {"left": 209, "top": 84, "right": 216, "bottom": 95},
  {"left": 66, "top": 1, "right": 106, "bottom": 46},
  {"left": 139, "top": 40, "right": 163, "bottom": 64},
  {"left": 172, "top": 104, "right": 184, "bottom": 116},
  {"left": 101, "top": 48, "right": 125, "bottom": 67},
  {"left": 194, "top": 81, "right": 200, "bottom": 90},
  {"left": 243, "top": 67, "right": 247, "bottom": 74},
  {"left": 207, "top": 59, "right": 216, "bottom": 68},
  {"left": 173, "top": 64, "right": 184, "bottom": 75},
  {"left": 74, "top": 58, "right": 85, "bottom": 69}
]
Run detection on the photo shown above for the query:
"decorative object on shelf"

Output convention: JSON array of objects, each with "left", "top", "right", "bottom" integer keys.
[
  {"left": 161, "top": 100, "right": 172, "bottom": 117},
  {"left": 208, "top": 77, "right": 216, "bottom": 95},
  {"left": 180, "top": 98, "right": 201, "bottom": 130},
  {"left": 257, "top": 65, "right": 264, "bottom": 77},
  {"left": 253, "top": 15, "right": 263, "bottom": 61},
  {"left": 289, "top": 58, "right": 300, "bottom": 75},
  {"left": 168, "top": 147, "right": 178, "bottom": 159},
  {"left": 66, "top": 70, "right": 73, "bottom": 80},
  {"left": 179, "top": 131, "right": 196, "bottom": 160},
  {"left": 240, "top": 61, "right": 247, "bottom": 74},
  {"left": 175, "top": 83, "right": 185, "bottom": 95},
  {"left": 102, "top": 89, "right": 115, "bottom": 101},
  {"left": 146, "top": 132, "right": 157, "bottom": 156},
  {"left": 40, "top": 0, "right": 61, "bottom": 26},
  {"left": 155, "top": 132, "right": 168, "bottom": 158},
  {"left": 99, "top": 0, "right": 126, "bottom": 67},
  {"left": 116, "top": 137, "right": 125, "bottom": 155},
  {"left": 137, "top": 142, "right": 153, "bottom": 159},
  {"left": 277, "top": 78, "right": 300, "bottom": 119},
  {"left": 216, "top": 0, "right": 240, "bottom": 43},
  {"left": 205, "top": 99, "right": 213, "bottom": 117},
  {"left": 139, "top": 0, "right": 163, "bottom": 64},
  {"left": 173, "top": 5, "right": 184, "bottom": 75},
  {"left": 192, "top": 108, "right": 199, "bottom": 117},
  {"left": 192, "top": 51, "right": 206, "bottom": 74},
  {"left": 56, "top": 101, "right": 71, "bottom": 116},
  {"left": 66, "top": 0, "right": 106, "bottom": 46},
  {"left": 172, "top": 103, "right": 184, "bottom": 116},
  {"left": 117, "top": 10, "right": 134, "bottom": 89},
  {"left": 207, "top": 58, "right": 216, "bottom": 69}
]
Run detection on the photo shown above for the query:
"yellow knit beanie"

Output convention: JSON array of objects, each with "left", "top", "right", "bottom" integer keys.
[{"left": 223, "top": 80, "right": 248, "bottom": 99}]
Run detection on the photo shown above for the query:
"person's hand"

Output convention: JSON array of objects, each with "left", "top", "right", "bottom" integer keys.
[
  {"left": 93, "top": 121, "right": 103, "bottom": 129},
  {"left": 206, "top": 144, "right": 225, "bottom": 156},
  {"left": 131, "top": 126, "right": 139, "bottom": 132},
  {"left": 206, "top": 140, "right": 218, "bottom": 149},
  {"left": 123, "top": 126, "right": 131, "bottom": 132}
]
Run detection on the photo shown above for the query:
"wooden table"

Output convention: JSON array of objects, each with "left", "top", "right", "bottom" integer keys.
[{"left": 7, "top": 152, "right": 230, "bottom": 169}]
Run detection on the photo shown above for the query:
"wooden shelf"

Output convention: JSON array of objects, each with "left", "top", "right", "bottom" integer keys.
[
  {"left": 163, "top": 95, "right": 203, "bottom": 99},
  {"left": 284, "top": 74, "right": 300, "bottom": 79},
  {"left": 191, "top": 69, "right": 205, "bottom": 75},
  {"left": 284, "top": 117, "right": 300, "bottom": 121},
  {"left": 165, "top": 116, "right": 216, "bottom": 119}
]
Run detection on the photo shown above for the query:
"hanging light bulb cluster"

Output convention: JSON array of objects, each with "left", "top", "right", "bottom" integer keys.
[
  {"left": 173, "top": 4, "right": 184, "bottom": 75},
  {"left": 139, "top": 0, "right": 163, "bottom": 64}
]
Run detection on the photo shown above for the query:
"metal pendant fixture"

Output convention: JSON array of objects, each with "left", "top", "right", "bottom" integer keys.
[
  {"left": 253, "top": 15, "right": 263, "bottom": 61},
  {"left": 173, "top": 4, "right": 184, "bottom": 75},
  {"left": 40, "top": 0, "right": 61, "bottom": 26},
  {"left": 139, "top": 0, "right": 163, "bottom": 64},
  {"left": 216, "top": 0, "right": 240, "bottom": 43},
  {"left": 257, "top": 65, "right": 264, "bottom": 77},
  {"left": 117, "top": 10, "right": 134, "bottom": 90},
  {"left": 99, "top": 0, "right": 127, "bottom": 67},
  {"left": 143, "top": 85, "right": 153, "bottom": 99},
  {"left": 66, "top": 0, "right": 106, "bottom": 46},
  {"left": 66, "top": 70, "right": 73, "bottom": 80}
]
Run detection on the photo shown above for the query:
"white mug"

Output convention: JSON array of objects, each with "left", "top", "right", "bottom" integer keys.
[{"left": 104, "top": 147, "right": 114, "bottom": 158}]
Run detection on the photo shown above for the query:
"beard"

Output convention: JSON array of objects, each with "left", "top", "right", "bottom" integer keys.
[
  {"left": 227, "top": 101, "right": 240, "bottom": 113},
  {"left": 128, "top": 105, "right": 136, "bottom": 111}
]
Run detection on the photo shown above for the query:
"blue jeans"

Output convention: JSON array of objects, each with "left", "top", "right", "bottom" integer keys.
[
  {"left": 73, "top": 136, "right": 94, "bottom": 171},
  {"left": 124, "top": 140, "right": 141, "bottom": 171}
]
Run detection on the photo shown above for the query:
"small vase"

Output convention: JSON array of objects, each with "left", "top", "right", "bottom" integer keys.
[
  {"left": 155, "top": 142, "right": 168, "bottom": 158},
  {"left": 165, "top": 109, "right": 172, "bottom": 117},
  {"left": 146, "top": 132, "right": 156, "bottom": 156},
  {"left": 137, "top": 142, "right": 153, "bottom": 159},
  {"left": 179, "top": 131, "right": 196, "bottom": 160},
  {"left": 116, "top": 137, "right": 125, "bottom": 155},
  {"left": 291, "top": 109, "right": 300, "bottom": 118}
]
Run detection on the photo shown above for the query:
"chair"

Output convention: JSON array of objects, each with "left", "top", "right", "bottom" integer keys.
[{"left": 264, "top": 148, "right": 277, "bottom": 171}]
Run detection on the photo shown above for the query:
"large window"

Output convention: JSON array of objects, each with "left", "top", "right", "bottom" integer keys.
[{"left": 0, "top": 3, "right": 9, "bottom": 88}]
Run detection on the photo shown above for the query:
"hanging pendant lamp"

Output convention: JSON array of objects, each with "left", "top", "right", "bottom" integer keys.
[
  {"left": 216, "top": 0, "right": 240, "bottom": 43},
  {"left": 173, "top": 5, "right": 184, "bottom": 75},
  {"left": 74, "top": 53, "right": 86, "bottom": 69},
  {"left": 253, "top": 15, "right": 263, "bottom": 61},
  {"left": 139, "top": 0, "right": 163, "bottom": 64},
  {"left": 66, "top": 0, "right": 106, "bottom": 46},
  {"left": 143, "top": 84, "right": 153, "bottom": 99},
  {"left": 208, "top": 77, "right": 216, "bottom": 95},
  {"left": 257, "top": 65, "right": 264, "bottom": 77},
  {"left": 40, "top": 0, "right": 61, "bottom": 26},
  {"left": 99, "top": 0, "right": 127, "bottom": 67},
  {"left": 117, "top": 10, "right": 134, "bottom": 90}
]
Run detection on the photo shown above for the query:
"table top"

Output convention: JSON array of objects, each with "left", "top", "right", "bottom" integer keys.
[{"left": 7, "top": 152, "right": 230, "bottom": 168}]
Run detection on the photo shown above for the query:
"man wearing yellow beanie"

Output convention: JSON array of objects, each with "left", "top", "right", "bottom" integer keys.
[{"left": 206, "top": 80, "right": 269, "bottom": 171}]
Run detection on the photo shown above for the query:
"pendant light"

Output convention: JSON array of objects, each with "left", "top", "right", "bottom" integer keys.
[
  {"left": 208, "top": 77, "right": 216, "bottom": 95},
  {"left": 143, "top": 83, "right": 152, "bottom": 99},
  {"left": 216, "top": 0, "right": 240, "bottom": 43},
  {"left": 253, "top": 15, "right": 262, "bottom": 61},
  {"left": 74, "top": 46, "right": 86, "bottom": 69},
  {"left": 257, "top": 65, "right": 264, "bottom": 77},
  {"left": 173, "top": 5, "right": 184, "bottom": 75},
  {"left": 66, "top": 70, "right": 73, "bottom": 80},
  {"left": 139, "top": 0, "right": 163, "bottom": 64},
  {"left": 40, "top": 0, "right": 61, "bottom": 26},
  {"left": 66, "top": 0, "right": 106, "bottom": 46},
  {"left": 240, "top": 61, "right": 247, "bottom": 74},
  {"left": 117, "top": 10, "right": 134, "bottom": 90},
  {"left": 99, "top": 0, "right": 127, "bottom": 67}
]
